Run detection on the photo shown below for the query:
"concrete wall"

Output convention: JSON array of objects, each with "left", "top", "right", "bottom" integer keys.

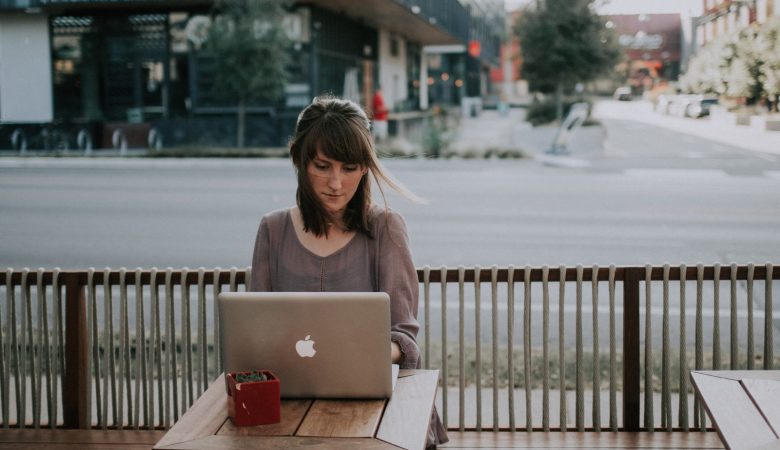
[
  {"left": 377, "top": 29, "right": 407, "bottom": 111},
  {"left": 0, "top": 14, "right": 53, "bottom": 123}
]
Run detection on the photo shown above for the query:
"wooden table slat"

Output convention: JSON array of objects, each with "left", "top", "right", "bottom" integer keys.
[
  {"left": 691, "top": 372, "right": 778, "bottom": 449},
  {"left": 295, "top": 399, "right": 386, "bottom": 438},
  {"left": 217, "top": 399, "right": 312, "bottom": 437},
  {"left": 376, "top": 370, "right": 439, "bottom": 450},
  {"left": 158, "top": 435, "right": 399, "bottom": 449},
  {"left": 753, "top": 442, "right": 780, "bottom": 450},
  {"left": 742, "top": 378, "right": 780, "bottom": 437},
  {"left": 154, "top": 374, "right": 229, "bottom": 449},
  {"left": 154, "top": 370, "right": 438, "bottom": 449},
  {"left": 697, "top": 370, "right": 780, "bottom": 382}
]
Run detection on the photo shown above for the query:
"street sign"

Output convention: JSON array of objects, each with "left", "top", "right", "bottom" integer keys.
[{"left": 547, "top": 102, "right": 589, "bottom": 155}]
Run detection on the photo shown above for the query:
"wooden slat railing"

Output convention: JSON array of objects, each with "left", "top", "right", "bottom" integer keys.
[{"left": 0, "top": 264, "right": 777, "bottom": 431}]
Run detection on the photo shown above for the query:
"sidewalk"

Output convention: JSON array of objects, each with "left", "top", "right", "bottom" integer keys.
[
  {"left": 3, "top": 100, "right": 773, "bottom": 160},
  {"left": 592, "top": 99, "right": 780, "bottom": 156},
  {"left": 447, "top": 108, "right": 604, "bottom": 158},
  {"left": 446, "top": 99, "right": 780, "bottom": 160}
]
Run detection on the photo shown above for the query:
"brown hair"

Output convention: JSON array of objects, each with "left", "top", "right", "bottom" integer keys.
[{"left": 289, "top": 96, "right": 419, "bottom": 238}]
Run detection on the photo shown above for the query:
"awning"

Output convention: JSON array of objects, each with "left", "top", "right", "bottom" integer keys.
[{"left": 303, "top": 0, "right": 463, "bottom": 45}]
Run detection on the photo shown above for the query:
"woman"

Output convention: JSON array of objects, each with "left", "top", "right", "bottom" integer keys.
[{"left": 249, "top": 96, "right": 447, "bottom": 447}]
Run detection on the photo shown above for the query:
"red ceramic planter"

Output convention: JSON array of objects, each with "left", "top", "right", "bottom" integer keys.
[{"left": 225, "top": 370, "right": 281, "bottom": 426}]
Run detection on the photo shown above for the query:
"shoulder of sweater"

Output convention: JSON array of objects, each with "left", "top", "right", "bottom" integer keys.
[
  {"left": 261, "top": 207, "right": 293, "bottom": 230},
  {"left": 368, "top": 204, "right": 409, "bottom": 243},
  {"left": 369, "top": 204, "right": 403, "bottom": 227}
]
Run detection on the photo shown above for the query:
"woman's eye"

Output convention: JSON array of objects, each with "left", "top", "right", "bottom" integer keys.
[
  {"left": 344, "top": 165, "right": 359, "bottom": 172},
  {"left": 314, "top": 163, "right": 328, "bottom": 170}
]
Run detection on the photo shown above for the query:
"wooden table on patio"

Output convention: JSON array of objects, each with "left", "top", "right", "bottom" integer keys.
[
  {"left": 691, "top": 370, "right": 780, "bottom": 450},
  {"left": 153, "top": 369, "right": 439, "bottom": 450}
]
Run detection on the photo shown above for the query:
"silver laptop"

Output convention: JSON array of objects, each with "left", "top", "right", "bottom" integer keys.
[{"left": 218, "top": 291, "right": 394, "bottom": 399}]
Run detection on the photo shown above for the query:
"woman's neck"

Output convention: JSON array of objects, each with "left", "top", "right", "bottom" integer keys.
[
  {"left": 327, "top": 213, "right": 347, "bottom": 232},
  {"left": 291, "top": 207, "right": 357, "bottom": 257}
]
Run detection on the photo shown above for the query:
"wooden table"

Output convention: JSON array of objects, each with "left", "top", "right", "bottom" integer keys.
[
  {"left": 154, "top": 369, "right": 439, "bottom": 450},
  {"left": 691, "top": 370, "right": 780, "bottom": 450}
]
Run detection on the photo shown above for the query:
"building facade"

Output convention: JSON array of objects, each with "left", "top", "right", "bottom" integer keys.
[
  {"left": 490, "top": 9, "right": 527, "bottom": 104},
  {"left": 694, "top": 0, "right": 777, "bottom": 49},
  {"left": 605, "top": 14, "right": 683, "bottom": 93},
  {"left": 0, "top": 0, "right": 502, "bottom": 149}
]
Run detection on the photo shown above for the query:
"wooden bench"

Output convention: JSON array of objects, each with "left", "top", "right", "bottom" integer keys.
[
  {"left": 442, "top": 431, "right": 724, "bottom": 448},
  {"left": 0, "top": 429, "right": 724, "bottom": 449},
  {"left": 0, "top": 429, "right": 166, "bottom": 449}
]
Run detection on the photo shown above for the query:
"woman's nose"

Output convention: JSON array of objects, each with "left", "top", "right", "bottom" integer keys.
[{"left": 327, "top": 170, "right": 342, "bottom": 190}]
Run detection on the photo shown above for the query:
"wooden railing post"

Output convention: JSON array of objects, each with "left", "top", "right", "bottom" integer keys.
[
  {"left": 63, "top": 272, "right": 89, "bottom": 428},
  {"left": 622, "top": 267, "right": 641, "bottom": 431}
]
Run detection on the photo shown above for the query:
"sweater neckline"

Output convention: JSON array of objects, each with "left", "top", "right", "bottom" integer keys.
[{"left": 286, "top": 208, "right": 360, "bottom": 260}]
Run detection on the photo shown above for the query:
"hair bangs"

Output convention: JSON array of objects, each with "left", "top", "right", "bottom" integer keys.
[{"left": 306, "top": 112, "right": 372, "bottom": 166}]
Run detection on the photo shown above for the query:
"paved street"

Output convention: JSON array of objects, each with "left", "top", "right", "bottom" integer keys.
[
  {"left": 5, "top": 97, "right": 780, "bottom": 269},
  {"left": 1, "top": 99, "right": 778, "bottom": 349},
  {"left": 1, "top": 150, "right": 778, "bottom": 269},
  {"left": 0, "top": 104, "right": 777, "bottom": 264}
]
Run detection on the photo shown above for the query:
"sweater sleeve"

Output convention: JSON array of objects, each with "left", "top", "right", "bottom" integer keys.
[
  {"left": 377, "top": 210, "right": 421, "bottom": 370},
  {"left": 249, "top": 216, "right": 272, "bottom": 292}
]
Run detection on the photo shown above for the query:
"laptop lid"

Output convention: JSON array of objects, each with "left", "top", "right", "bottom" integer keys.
[{"left": 218, "top": 291, "right": 393, "bottom": 399}]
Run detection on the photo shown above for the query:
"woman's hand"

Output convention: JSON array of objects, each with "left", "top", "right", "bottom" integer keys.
[{"left": 391, "top": 341, "right": 401, "bottom": 364}]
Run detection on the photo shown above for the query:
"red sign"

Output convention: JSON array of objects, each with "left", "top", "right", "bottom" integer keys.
[{"left": 468, "top": 40, "right": 481, "bottom": 58}]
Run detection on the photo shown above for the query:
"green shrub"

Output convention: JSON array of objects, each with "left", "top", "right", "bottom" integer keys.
[{"left": 422, "top": 105, "right": 458, "bottom": 158}]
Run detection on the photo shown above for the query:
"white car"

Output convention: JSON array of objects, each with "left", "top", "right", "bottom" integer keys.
[
  {"left": 655, "top": 94, "right": 673, "bottom": 114},
  {"left": 667, "top": 95, "right": 696, "bottom": 117},
  {"left": 684, "top": 97, "right": 719, "bottom": 118},
  {"left": 613, "top": 86, "right": 632, "bottom": 101}
]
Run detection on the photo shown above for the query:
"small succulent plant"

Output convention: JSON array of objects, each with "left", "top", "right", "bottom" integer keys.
[{"left": 235, "top": 371, "right": 268, "bottom": 383}]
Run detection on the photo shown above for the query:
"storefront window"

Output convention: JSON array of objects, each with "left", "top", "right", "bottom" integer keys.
[
  {"left": 51, "top": 13, "right": 183, "bottom": 123},
  {"left": 168, "top": 13, "right": 191, "bottom": 117},
  {"left": 52, "top": 16, "right": 99, "bottom": 121},
  {"left": 404, "top": 42, "right": 420, "bottom": 111}
]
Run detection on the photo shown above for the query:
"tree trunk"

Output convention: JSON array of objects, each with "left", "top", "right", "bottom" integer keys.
[
  {"left": 237, "top": 97, "right": 246, "bottom": 148},
  {"left": 555, "top": 82, "right": 564, "bottom": 124}
]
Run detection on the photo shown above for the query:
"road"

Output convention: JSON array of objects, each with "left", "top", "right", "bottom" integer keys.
[
  {"left": 1, "top": 100, "right": 779, "bottom": 349},
  {"left": 1, "top": 152, "right": 778, "bottom": 269}
]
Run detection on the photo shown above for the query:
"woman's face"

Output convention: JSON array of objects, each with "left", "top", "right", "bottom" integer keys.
[{"left": 306, "top": 149, "right": 366, "bottom": 220}]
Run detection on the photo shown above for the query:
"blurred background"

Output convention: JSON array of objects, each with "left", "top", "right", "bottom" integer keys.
[
  {"left": 1, "top": 0, "right": 779, "bottom": 268},
  {"left": 0, "top": 0, "right": 776, "bottom": 153},
  {"left": 1, "top": 0, "right": 780, "bottom": 431}
]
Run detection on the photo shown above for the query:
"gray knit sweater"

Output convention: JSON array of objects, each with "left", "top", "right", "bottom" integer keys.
[{"left": 249, "top": 206, "right": 420, "bottom": 369}]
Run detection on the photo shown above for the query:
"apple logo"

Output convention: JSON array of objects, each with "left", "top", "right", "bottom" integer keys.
[{"left": 295, "top": 335, "right": 316, "bottom": 357}]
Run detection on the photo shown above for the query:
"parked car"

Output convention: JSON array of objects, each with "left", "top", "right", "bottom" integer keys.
[
  {"left": 613, "top": 86, "right": 632, "bottom": 101},
  {"left": 660, "top": 94, "right": 719, "bottom": 118},
  {"left": 655, "top": 94, "right": 673, "bottom": 114},
  {"left": 684, "top": 96, "right": 719, "bottom": 118},
  {"left": 666, "top": 95, "right": 694, "bottom": 117}
]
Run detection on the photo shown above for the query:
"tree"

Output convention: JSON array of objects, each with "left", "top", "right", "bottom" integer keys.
[
  {"left": 724, "top": 26, "right": 763, "bottom": 101},
  {"left": 681, "top": 17, "right": 780, "bottom": 110},
  {"left": 204, "top": 0, "right": 291, "bottom": 147},
  {"left": 757, "top": 17, "right": 780, "bottom": 111},
  {"left": 514, "top": 0, "right": 621, "bottom": 121},
  {"left": 679, "top": 35, "right": 730, "bottom": 95}
]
